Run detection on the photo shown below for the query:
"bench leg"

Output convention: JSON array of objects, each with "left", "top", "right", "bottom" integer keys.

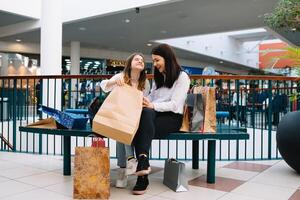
[
  {"left": 63, "top": 135, "right": 71, "bottom": 176},
  {"left": 207, "top": 140, "right": 216, "bottom": 183},
  {"left": 192, "top": 140, "right": 199, "bottom": 169}
]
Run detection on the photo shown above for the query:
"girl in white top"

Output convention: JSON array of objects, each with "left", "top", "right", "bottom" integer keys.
[
  {"left": 100, "top": 53, "right": 150, "bottom": 188},
  {"left": 132, "top": 44, "right": 190, "bottom": 195}
]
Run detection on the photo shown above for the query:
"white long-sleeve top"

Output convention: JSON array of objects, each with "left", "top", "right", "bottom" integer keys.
[
  {"left": 100, "top": 72, "right": 150, "bottom": 96},
  {"left": 148, "top": 71, "right": 190, "bottom": 114}
]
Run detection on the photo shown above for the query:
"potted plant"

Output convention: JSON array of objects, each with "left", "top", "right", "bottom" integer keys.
[{"left": 264, "top": 0, "right": 300, "bottom": 31}]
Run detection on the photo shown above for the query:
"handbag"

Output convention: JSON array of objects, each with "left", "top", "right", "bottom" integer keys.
[
  {"left": 92, "top": 85, "right": 143, "bottom": 145},
  {"left": 163, "top": 159, "right": 188, "bottom": 192},
  {"left": 88, "top": 96, "right": 102, "bottom": 127}
]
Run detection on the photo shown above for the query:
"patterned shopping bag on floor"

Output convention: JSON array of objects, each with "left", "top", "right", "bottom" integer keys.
[{"left": 73, "top": 147, "right": 110, "bottom": 199}]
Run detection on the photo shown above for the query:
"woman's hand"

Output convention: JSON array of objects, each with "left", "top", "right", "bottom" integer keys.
[
  {"left": 143, "top": 97, "right": 154, "bottom": 109},
  {"left": 111, "top": 77, "right": 124, "bottom": 86}
]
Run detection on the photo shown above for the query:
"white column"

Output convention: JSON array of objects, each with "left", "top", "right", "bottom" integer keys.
[
  {"left": 70, "top": 41, "right": 80, "bottom": 75},
  {"left": 40, "top": 0, "right": 62, "bottom": 109},
  {"left": 70, "top": 41, "right": 80, "bottom": 108}
]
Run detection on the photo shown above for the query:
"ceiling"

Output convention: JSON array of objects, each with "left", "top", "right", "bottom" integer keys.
[
  {"left": 0, "top": 0, "right": 280, "bottom": 72},
  {"left": 0, "top": 10, "right": 33, "bottom": 26}
]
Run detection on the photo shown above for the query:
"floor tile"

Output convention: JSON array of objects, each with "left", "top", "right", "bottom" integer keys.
[
  {"left": 158, "top": 185, "right": 226, "bottom": 200},
  {"left": 110, "top": 187, "right": 152, "bottom": 200},
  {"left": 250, "top": 161, "right": 300, "bottom": 189},
  {"left": 232, "top": 182, "right": 296, "bottom": 200},
  {"left": 189, "top": 175, "right": 245, "bottom": 192},
  {"left": 0, "top": 176, "right": 10, "bottom": 183},
  {"left": 2, "top": 188, "right": 72, "bottom": 200},
  {"left": 216, "top": 167, "right": 258, "bottom": 181},
  {"left": 0, "top": 160, "right": 21, "bottom": 170},
  {"left": 0, "top": 165, "right": 47, "bottom": 179},
  {"left": 44, "top": 180, "right": 73, "bottom": 197},
  {"left": 223, "top": 161, "right": 272, "bottom": 172},
  {"left": 146, "top": 196, "right": 172, "bottom": 200},
  {"left": 218, "top": 193, "right": 264, "bottom": 200},
  {"left": 0, "top": 180, "right": 36, "bottom": 198},
  {"left": 16, "top": 172, "right": 72, "bottom": 187},
  {"left": 289, "top": 189, "right": 300, "bottom": 200}
]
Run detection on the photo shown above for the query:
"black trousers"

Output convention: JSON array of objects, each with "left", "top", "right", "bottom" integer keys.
[{"left": 132, "top": 108, "right": 183, "bottom": 157}]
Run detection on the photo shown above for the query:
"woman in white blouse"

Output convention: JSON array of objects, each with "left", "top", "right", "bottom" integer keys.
[
  {"left": 132, "top": 44, "right": 190, "bottom": 195},
  {"left": 100, "top": 53, "right": 150, "bottom": 188}
]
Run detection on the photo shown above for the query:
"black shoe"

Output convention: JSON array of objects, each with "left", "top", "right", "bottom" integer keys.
[
  {"left": 135, "top": 155, "right": 151, "bottom": 176},
  {"left": 132, "top": 175, "right": 149, "bottom": 195}
]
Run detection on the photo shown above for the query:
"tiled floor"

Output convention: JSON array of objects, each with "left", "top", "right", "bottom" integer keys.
[{"left": 0, "top": 152, "right": 299, "bottom": 200}]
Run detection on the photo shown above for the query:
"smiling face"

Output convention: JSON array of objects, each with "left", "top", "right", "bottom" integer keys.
[
  {"left": 131, "top": 54, "right": 145, "bottom": 71},
  {"left": 152, "top": 54, "right": 165, "bottom": 73}
]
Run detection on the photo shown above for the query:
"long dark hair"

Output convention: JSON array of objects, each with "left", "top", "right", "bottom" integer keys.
[
  {"left": 123, "top": 53, "right": 147, "bottom": 91},
  {"left": 151, "top": 44, "right": 182, "bottom": 89}
]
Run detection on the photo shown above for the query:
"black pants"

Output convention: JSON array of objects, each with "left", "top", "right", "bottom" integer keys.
[{"left": 132, "top": 108, "right": 183, "bottom": 156}]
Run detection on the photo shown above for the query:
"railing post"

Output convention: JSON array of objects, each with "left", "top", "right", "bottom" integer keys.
[
  {"left": 39, "top": 79, "right": 43, "bottom": 154},
  {"left": 12, "top": 79, "right": 17, "bottom": 151},
  {"left": 267, "top": 80, "right": 272, "bottom": 159}
]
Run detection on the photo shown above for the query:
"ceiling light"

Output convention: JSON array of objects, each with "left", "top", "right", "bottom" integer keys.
[
  {"left": 147, "top": 43, "right": 152, "bottom": 47},
  {"left": 124, "top": 19, "right": 130, "bottom": 23},
  {"left": 78, "top": 27, "right": 86, "bottom": 31},
  {"left": 160, "top": 30, "right": 167, "bottom": 34},
  {"left": 219, "top": 61, "right": 223, "bottom": 64},
  {"left": 291, "top": 28, "right": 297, "bottom": 31},
  {"left": 16, "top": 39, "right": 21, "bottom": 42}
]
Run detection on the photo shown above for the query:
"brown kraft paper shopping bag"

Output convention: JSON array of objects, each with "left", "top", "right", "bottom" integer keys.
[
  {"left": 180, "top": 105, "right": 190, "bottom": 132},
  {"left": 92, "top": 85, "right": 143, "bottom": 145},
  {"left": 73, "top": 147, "right": 110, "bottom": 199},
  {"left": 193, "top": 86, "right": 216, "bottom": 133}
]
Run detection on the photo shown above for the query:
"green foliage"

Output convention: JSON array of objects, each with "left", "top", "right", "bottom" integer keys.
[{"left": 264, "top": 0, "right": 300, "bottom": 31}]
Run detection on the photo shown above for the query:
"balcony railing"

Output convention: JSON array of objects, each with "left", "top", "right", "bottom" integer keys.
[{"left": 0, "top": 74, "right": 299, "bottom": 161}]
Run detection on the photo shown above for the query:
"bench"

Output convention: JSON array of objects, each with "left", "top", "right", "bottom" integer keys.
[{"left": 19, "top": 124, "right": 248, "bottom": 184}]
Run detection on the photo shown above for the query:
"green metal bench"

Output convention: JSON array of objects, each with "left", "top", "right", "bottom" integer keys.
[{"left": 19, "top": 125, "right": 249, "bottom": 184}]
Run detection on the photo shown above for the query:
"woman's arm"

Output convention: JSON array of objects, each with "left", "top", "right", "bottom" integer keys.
[{"left": 100, "top": 73, "right": 124, "bottom": 93}]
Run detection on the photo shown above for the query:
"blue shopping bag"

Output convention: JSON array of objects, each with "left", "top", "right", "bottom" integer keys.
[{"left": 40, "top": 105, "right": 89, "bottom": 130}]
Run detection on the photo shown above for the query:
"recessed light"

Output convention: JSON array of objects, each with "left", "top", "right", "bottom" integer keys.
[
  {"left": 124, "top": 19, "right": 130, "bottom": 23},
  {"left": 16, "top": 39, "right": 21, "bottom": 42},
  {"left": 78, "top": 27, "right": 86, "bottom": 31},
  {"left": 147, "top": 43, "right": 152, "bottom": 47}
]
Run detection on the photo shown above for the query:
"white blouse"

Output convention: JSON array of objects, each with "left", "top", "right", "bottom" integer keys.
[
  {"left": 148, "top": 71, "right": 190, "bottom": 114},
  {"left": 100, "top": 72, "right": 150, "bottom": 96}
]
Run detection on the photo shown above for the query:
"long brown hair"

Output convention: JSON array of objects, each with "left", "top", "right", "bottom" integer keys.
[
  {"left": 151, "top": 44, "right": 182, "bottom": 89},
  {"left": 123, "top": 53, "right": 147, "bottom": 91}
]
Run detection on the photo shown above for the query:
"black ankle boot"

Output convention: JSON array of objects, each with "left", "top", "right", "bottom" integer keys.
[
  {"left": 135, "top": 155, "right": 151, "bottom": 176},
  {"left": 132, "top": 175, "right": 149, "bottom": 195}
]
